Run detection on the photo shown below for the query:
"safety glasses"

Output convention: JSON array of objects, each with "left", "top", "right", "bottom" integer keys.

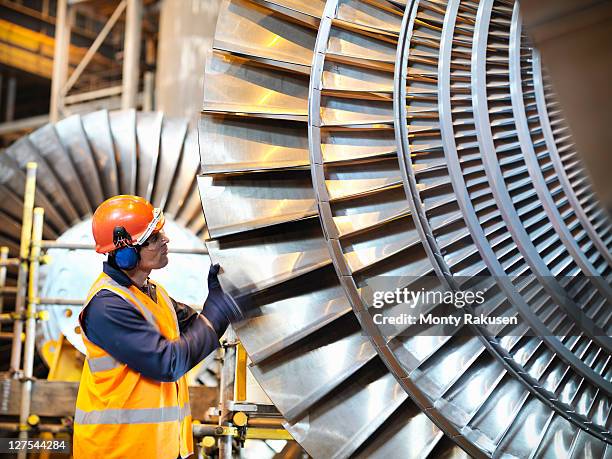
[{"left": 136, "top": 208, "right": 165, "bottom": 245}]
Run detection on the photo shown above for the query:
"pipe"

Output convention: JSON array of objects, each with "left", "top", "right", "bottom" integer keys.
[
  {"left": 247, "top": 418, "right": 284, "bottom": 428},
  {"left": 0, "top": 422, "right": 70, "bottom": 434},
  {"left": 17, "top": 207, "right": 44, "bottom": 459},
  {"left": 0, "top": 314, "right": 18, "bottom": 324},
  {"left": 49, "top": 0, "right": 70, "bottom": 122},
  {"left": 5, "top": 76, "right": 16, "bottom": 122},
  {"left": 143, "top": 71, "right": 155, "bottom": 112},
  {"left": 63, "top": 85, "right": 123, "bottom": 105},
  {"left": 0, "top": 247, "right": 8, "bottom": 314},
  {"left": 40, "top": 241, "right": 208, "bottom": 254},
  {"left": 192, "top": 424, "right": 221, "bottom": 438},
  {"left": 35, "top": 298, "right": 83, "bottom": 306},
  {"left": 35, "top": 298, "right": 201, "bottom": 312},
  {"left": 218, "top": 327, "right": 236, "bottom": 459},
  {"left": 0, "top": 421, "right": 233, "bottom": 436},
  {"left": 235, "top": 342, "right": 247, "bottom": 402},
  {"left": 0, "top": 258, "right": 20, "bottom": 268},
  {"left": 199, "top": 416, "right": 284, "bottom": 428},
  {"left": 10, "top": 163, "right": 36, "bottom": 376},
  {"left": 0, "top": 115, "right": 49, "bottom": 137},
  {"left": 121, "top": 0, "right": 142, "bottom": 109},
  {"left": 143, "top": 37, "right": 155, "bottom": 111}
]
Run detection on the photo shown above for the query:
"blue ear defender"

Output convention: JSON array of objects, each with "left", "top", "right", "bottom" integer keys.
[
  {"left": 112, "top": 226, "right": 140, "bottom": 270},
  {"left": 114, "top": 246, "right": 140, "bottom": 270}
]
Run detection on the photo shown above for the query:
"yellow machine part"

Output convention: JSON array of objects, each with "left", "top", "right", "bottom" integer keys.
[{"left": 45, "top": 335, "right": 83, "bottom": 382}]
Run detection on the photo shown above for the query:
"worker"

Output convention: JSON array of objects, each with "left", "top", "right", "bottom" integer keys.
[{"left": 73, "top": 195, "right": 242, "bottom": 459}]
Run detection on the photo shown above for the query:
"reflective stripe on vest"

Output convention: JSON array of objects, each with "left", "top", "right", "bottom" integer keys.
[
  {"left": 82, "top": 276, "right": 161, "bottom": 371},
  {"left": 87, "top": 355, "right": 121, "bottom": 373},
  {"left": 75, "top": 404, "right": 191, "bottom": 425}
]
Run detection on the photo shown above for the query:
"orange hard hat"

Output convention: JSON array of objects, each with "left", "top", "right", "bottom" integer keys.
[{"left": 92, "top": 195, "right": 165, "bottom": 254}]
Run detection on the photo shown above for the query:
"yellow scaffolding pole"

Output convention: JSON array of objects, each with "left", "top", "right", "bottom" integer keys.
[
  {"left": 18, "top": 206, "right": 44, "bottom": 459},
  {"left": 235, "top": 341, "right": 247, "bottom": 402},
  {"left": 10, "top": 162, "right": 36, "bottom": 376},
  {"left": 0, "top": 247, "right": 8, "bottom": 314}
]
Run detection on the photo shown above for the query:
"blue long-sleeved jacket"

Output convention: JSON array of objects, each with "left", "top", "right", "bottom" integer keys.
[{"left": 81, "top": 262, "right": 219, "bottom": 382}]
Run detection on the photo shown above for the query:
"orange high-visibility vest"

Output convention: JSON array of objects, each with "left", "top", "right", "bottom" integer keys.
[{"left": 73, "top": 273, "right": 194, "bottom": 459}]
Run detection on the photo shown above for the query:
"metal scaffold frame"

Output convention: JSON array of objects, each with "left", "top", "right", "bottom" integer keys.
[
  {"left": 195, "top": 331, "right": 294, "bottom": 459},
  {"left": 50, "top": 0, "right": 147, "bottom": 122}
]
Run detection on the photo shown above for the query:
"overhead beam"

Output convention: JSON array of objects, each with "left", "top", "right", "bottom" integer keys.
[{"left": 0, "top": 114, "right": 49, "bottom": 136}]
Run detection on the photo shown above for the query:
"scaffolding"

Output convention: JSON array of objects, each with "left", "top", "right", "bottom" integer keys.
[{"left": 49, "top": 0, "right": 153, "bottom": 122}]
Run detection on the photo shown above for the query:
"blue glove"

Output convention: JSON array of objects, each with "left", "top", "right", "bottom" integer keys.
[{"left": 202, "top": 264, "right": 243, "bottom": 336}]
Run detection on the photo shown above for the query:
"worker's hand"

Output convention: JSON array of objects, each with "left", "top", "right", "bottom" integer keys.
[
  {"left": 208, "top": 263, "right": 222, "bottom": 289},
  {"left": 202, "top": 264, "right": 244, "bottom": 336}
]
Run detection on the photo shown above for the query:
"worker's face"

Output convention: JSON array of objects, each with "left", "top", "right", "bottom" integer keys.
[{"left": 139, "top": 230, "right": 170, "bottom": 270}]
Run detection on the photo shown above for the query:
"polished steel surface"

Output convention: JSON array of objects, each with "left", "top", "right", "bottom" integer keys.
[
  {"left": 215, "top": 0, "right": 315, "bottom": 69},
  {"left": 199, "top": 1, "right": 456, "bottom": 458},
  {"left": 135, "top": 111, "right": 164, "bottom": 201},
  {"left": 54, "top": 115, "right": 104, "bottom": 213},
  {"left": 203, "top": 50, "right": 309, "bottom": 119},
  {"left": 29, "top": 124, "right": 92, "bottom": 220},
  {"left": 199, "top": 0, "right": 612, "bottom": 457},
  {"left": 152, "top": 117, "right": 189, "bottom": 209},
  {"left": 199, "top": 116, "right": 309, "bottom": 173}
]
